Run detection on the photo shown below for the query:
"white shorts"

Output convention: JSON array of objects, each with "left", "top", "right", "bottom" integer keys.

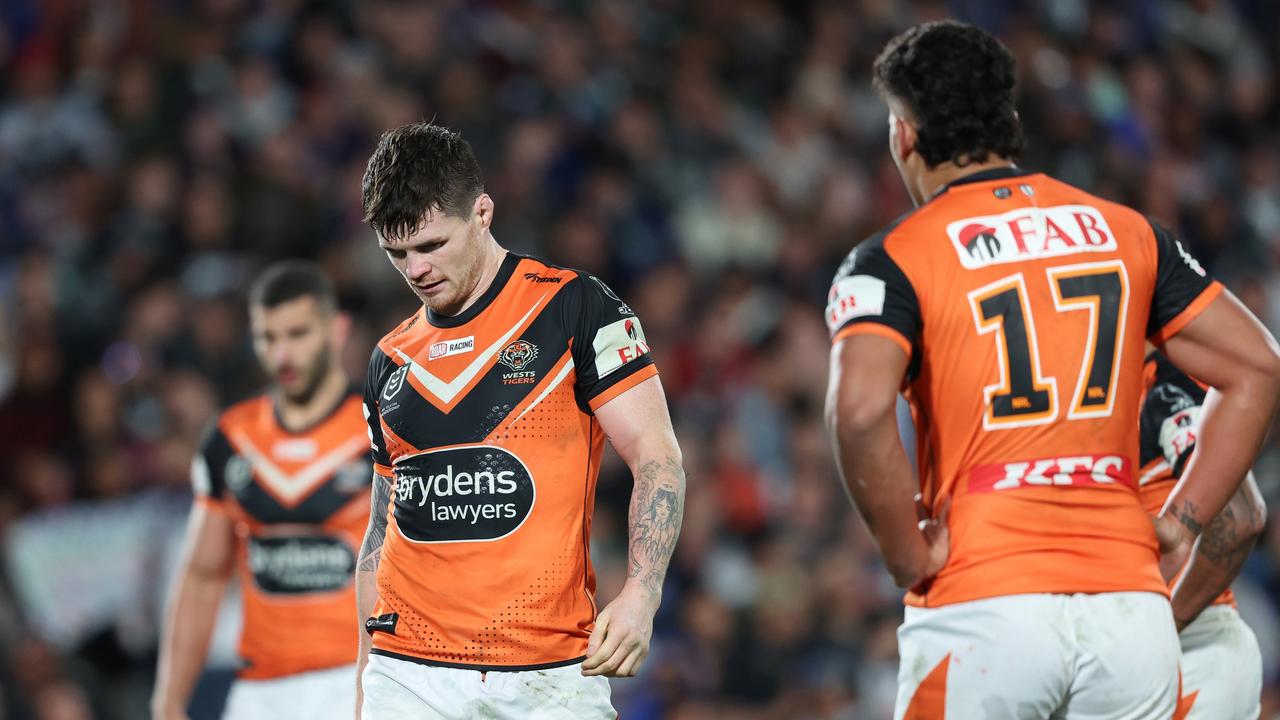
[
  {"left": 222, "top": 663, "right": 357, "bottom": 720},
  {"left": 1179, "top": 605, "right": 1261, "bottom": 719},
  {"left": 895, "top": 592, "right": 1180, "bottom": 720},
  {"left": 360, "top": 653, "right": 616, "bottom": 720}
]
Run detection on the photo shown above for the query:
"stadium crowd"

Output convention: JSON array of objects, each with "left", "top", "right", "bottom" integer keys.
[{"left": 2, "top": 0, "right": 1280, "bottom": 718}]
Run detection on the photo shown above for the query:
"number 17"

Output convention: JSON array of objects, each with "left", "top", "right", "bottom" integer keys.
[{"left": 967, "top": 260, "right": 1130, "bottom": 430}]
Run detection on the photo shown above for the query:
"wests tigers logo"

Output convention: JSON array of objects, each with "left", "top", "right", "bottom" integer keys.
[{"left": 498, "top": 340, "right": 538, "bottom": 371}]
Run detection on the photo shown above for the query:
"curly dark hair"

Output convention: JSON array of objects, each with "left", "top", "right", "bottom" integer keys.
[
  {"left": 361, "top": 123, "right": 485, "bottom": 241},
  {"left": 873, "top": 21, "right": 1025, "bottom": 168}
]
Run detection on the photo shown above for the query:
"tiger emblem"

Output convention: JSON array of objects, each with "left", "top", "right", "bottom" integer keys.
[{"left": 498, "top": 340, "right": 538, "bottom": 371}]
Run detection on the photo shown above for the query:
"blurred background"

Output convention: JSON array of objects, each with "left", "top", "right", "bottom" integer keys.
[{"left": 2, "top": 0, "right": 1280, "bottom": 718}]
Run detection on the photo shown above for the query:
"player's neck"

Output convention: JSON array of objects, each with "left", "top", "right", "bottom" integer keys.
[
  {"left": 276, "top": 368, "right": 348, "bottom": 432},
  {"left": 916, "top": 157, "right": 1016, "bottom": 205},
  {"left": 448, "top": 235, "right": 507, "bottom": 316}
]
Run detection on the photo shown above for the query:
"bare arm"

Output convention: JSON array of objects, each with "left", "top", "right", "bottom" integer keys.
[
  {"left": 824, "top": 334, "right": 946, "bottom": 589},
  {"left": 151, "top": 503, "right": 235, "bottom": 720},
  {"left": 354, "top": 473, "right": 393, "bottom": 716},
  {"left": 582, "top": 376, "right": 685, "bottom": 678},
  {"left": 1170, "top": 470, "right": 1266, "bottom": 629},
  {"left": 1157, "top": 292, "right": 1280, "bottom": 552}
]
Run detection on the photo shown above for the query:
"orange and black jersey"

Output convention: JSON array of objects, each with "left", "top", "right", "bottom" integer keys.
[
  {"left": 826, "top": 167, "right": 1221, "bottom": 607},
  {"left": 1137, "top": 352, "right": 1235, "bottom": 607},
  {"left": 193, "top": 389, "right": 372, "bottom": 679},
  {"left": 363, "top": 252, "right": 657, "bottom": 670}
]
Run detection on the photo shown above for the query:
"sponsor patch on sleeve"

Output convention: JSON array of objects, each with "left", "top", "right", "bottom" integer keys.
[
  {"left": 592, "top": 317, "right": 651, "bottom": 378},
  {"left": 1158, "top": 405, "right": 1201, "bottom": 467},
  {"left": 825, "top": 275, "right": 886, "bottom": 333}
]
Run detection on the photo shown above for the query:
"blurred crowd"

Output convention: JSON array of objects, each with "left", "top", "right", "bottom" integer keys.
[{"left": 2, "top": 0, "right": 1280, "bottom": 718}]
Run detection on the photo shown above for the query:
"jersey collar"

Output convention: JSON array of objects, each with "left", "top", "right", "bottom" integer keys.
[
  {"left": 426, "top": 251, "right": 519, "bottom": 329},
  {"left": 929, "top": 165, "right": 1033, "bottom": 201},
  {"left": 270, "top": 383, "right": 358, "bottom": 435}
]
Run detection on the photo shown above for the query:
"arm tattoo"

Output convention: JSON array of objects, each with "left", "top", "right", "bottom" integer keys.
[
  {"left": 358, "top": 474, "right": 394, "bottom": 573},
  {"left": 627, "top": 457, "right": 685, "bottom": 600},
  {"left": 1198, "top": 497, "right": 1260, "bottom": 570},
  {"left": 1175, "top": 499, "right": 1204, "bottom": 536}
]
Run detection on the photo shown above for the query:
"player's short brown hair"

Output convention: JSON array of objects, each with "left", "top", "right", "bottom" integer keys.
[
  {"left": 361, "top": 123, "right": 485, "bottom": 242},
  {"left": 249, "top": 260, "right": 336, "bottom": 313},
  {"left": 873, "top": 21, "right": 1025, "bottom": 168}
]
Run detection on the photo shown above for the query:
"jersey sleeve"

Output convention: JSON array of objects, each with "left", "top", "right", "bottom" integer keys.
[
  {"left": 364, "top": 348, "right": 394, "bottom": 477},
  {"left": 191, "top": 422, "right": 234, "bottom": 511},
  {"left": 826, "top": 235, "right": 923, "bottom": 361},
  {"left": 1139, "top": 356, "right": 1207, "bottom": 477},
  {"left": 565, "top": 274, "right": 658, "bottom": 412},
  {"left": 1146, "top": 219, "right": 1222, "bottom": 343}
]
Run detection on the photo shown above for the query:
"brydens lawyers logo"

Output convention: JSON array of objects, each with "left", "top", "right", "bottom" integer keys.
[
  {"left": 946, "top": 204, "right": 1117, "bottom": 269},
  {"left": 392, "top": 446, "right": 535, "bottom": 543},
  {"left": 429, "top": 336, "right": 474, "bottom": 361},
  {"left": 246, "top": 534, "right": 354, "bottom": 595}
]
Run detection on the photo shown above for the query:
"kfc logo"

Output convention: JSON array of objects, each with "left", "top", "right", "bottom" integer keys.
[{"left": 969, "top": 454, "right": 1133, "bottom": 493}]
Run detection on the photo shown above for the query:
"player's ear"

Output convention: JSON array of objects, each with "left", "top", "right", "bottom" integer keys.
[
  {"left": 329, "top": 310, "right": 352, "bottom": 351},
  {"left": 893, "top": 113, "right": 918, "bottom": 163},
  {"left": 472, "top": 193, "right": 494, "bottom": 231}
]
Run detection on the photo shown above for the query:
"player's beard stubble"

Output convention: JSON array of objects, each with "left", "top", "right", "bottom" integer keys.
[
  {"left": 279, "top": 345, "right": 332, "bottom": 406},
  {"left": 415, "top": 222, "right": 488, "bottom": 316}
]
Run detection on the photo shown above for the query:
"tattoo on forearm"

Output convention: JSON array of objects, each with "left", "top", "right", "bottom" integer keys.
[
  {"left": 1175, "top": 499, "right": 1204, "bottom": 536},
  {"left": 628, "top": 457, "right": 685, "bottom": 600},
  {"left": 358, "top": 475, "right": 394, "bottom": 573},
  {"left": 1198, "top": 503, "right": 1258, "bottom": 570}
]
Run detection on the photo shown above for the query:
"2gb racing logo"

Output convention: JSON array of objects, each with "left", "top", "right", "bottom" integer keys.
[{"left": 392, "top": 446, "right": 535, "bottom": 543}]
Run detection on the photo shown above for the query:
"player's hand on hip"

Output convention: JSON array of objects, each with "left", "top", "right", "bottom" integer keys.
[
  {"left": 582, "top": 586, "right": 656, "bottom": 678},
  {"left": 917, "top": 493, "right": 951, "bottom": 582},
  {"left": 1151, "top": 513, "right": 1193, "bottom": 582}
]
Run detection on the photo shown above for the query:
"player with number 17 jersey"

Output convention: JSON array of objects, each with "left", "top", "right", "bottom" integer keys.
[
  {"left": 828, "top": 169, "right": 1218, "bottom": 717},
  {"left": 827, "top": 21, "right": 1280, "bottom": 720},
  {"left": 829, "top": 166, "right": 1218, "bottom": 605}
]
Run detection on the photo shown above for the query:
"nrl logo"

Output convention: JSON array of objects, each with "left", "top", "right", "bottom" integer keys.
[
  {"left": 498, "top": 340, "right": 538, "bottom": 371},
  {"left": 382, "top": 364, "right": 409, "bottom": 401}
]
